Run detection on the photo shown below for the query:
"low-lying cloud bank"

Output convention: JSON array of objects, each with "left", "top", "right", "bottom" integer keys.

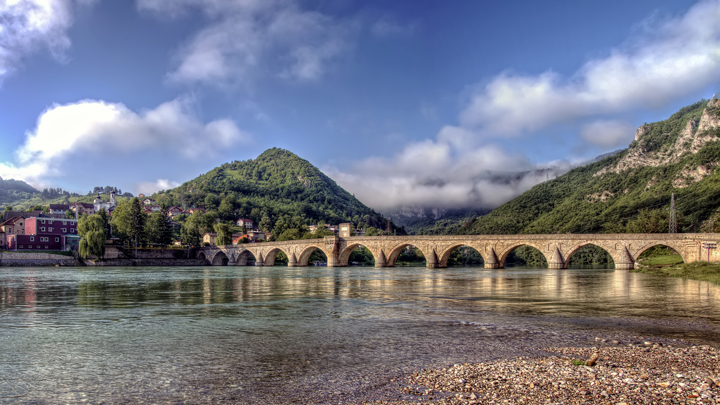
[{"left": 325, "top": 139, "right": 574, "bottom": 212}]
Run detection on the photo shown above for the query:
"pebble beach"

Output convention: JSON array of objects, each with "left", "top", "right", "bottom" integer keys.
[{"left": 357, "top": 339, "right": 720, "bottom": 404}]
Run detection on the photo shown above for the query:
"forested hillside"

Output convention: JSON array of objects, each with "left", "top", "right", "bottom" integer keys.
[
  {"left": 459, "top": 97, "right": 720, "bottom": 235},
  {"left": 152, "top": 148, "right": 397, "bottom": 232}
]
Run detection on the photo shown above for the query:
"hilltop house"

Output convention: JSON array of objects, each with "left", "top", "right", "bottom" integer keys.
[
  {"left": 143, "top": 198, "right": 155, "bottom": 205},
  {"left": 235, "top": 218, "right": 253, "bottom": 228},
  {"left": 167, "top": 206, "right": 184, "bottom": 217}
]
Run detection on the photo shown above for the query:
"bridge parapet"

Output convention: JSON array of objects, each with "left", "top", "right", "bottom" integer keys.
[{"left": 197, "top": 233, "right": 720, "bottom": 270}]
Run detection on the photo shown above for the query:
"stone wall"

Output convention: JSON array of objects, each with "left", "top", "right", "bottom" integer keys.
[
  {"left": 0, "top": 251, "right": 80, "bottom": 267},
  {"left": 83, "top": 258, "right": 206, "bottom": 267}
]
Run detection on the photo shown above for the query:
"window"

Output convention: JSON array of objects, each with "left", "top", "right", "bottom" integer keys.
[
  {"left": 49, "top": 227, "right": 53, "bottom": 232},
  {"left": 30, "top": 237, "right": 34, "bottom": 242},
  {"left": 19, "top": 245, "right": 23, "bottom": 249},
  {"left": 41, "top": 220, "right": 45, "bottom": 224},
  {"left": 36, "top": 245, "right": 40, "bottom": 249},
  {"left": 62, "top": 228, "right": 67, "bottom": 233},
  {"left": 41, "top": 227, "right": 45, "bottom": 232},
  {"left": 41, "top": 237, "right": 48, "bottom": 242},
  {"left": 44, "top": 246, "right": 48, "bottom": 249},
  {"left": 55, "top": 237, "right": 59, "bottom": 242}
]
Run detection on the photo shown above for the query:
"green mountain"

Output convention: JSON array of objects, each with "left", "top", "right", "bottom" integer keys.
[
  {"left": 459, "top": 96, "right": 720, "bottom": 235},
  {"left": 152, "top": 148, "right": 397, "bottom": 232}
]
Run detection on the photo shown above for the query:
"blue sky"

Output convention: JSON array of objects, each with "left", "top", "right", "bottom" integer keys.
[{"left": 1, "top": 0, "right": 719, "bottom": 211}]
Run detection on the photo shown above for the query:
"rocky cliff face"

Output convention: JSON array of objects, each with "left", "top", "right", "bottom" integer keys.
[{"left": 595, "top": 97, "right": 720, "bottom": 177}]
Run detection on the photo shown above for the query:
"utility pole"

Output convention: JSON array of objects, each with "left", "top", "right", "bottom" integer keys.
[{"left": 669, "top": 193, "right": 677, "bottom": 233}]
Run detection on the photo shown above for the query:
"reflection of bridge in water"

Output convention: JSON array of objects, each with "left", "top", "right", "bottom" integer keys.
[{"left": 198, "top": 233, "right": 720, "bottom": 269}]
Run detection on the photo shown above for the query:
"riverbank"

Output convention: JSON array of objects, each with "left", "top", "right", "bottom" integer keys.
[
  {"left": 633, "top": 261, "right": 720, "bottom": 284},
  {"left": 357, "top": 340, "right": 720, "bottom": 404}
]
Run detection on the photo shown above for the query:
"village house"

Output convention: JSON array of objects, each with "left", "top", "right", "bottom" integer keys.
[
  {"left": 188, "top": 208, "right": 205, "bottom": 215},
  {"left": 49, "top": 204, "right": 70, "bottom": 214},
  {"left": 6, "top": 217, "right": 78, "bottom": 251},
  {"left": 72, "top": 202, "right": 96, "bottom": 215},
  {"left": 203, "top": 232, "right": 247, "bottom": 246},
  {"left": 235, "top": 231, "right": 267, "bottom": 243},
  {"left": 0, "top": 216, "right": 25, "bottom": 249},
  {"left": 235, "top": 218, "right": 253, "bottom": 228},
  {"left": 167, "top": 206, "right": 184, "bottom": 217},
  {"left": 143, "top": 198, "right": 155, "bottom": 205}
]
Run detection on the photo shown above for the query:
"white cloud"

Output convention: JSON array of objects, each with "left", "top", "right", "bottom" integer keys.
[
  {"left": 325, "top": 132, "right": 571, "bottom": 211},
  {"left": 580, "top": 120, "right": 635, "bottom": 148},
  {"left": 371, "top": 18, "right": 417, "bottom": 38},
  {"left": 135, "top": 178, "right": 181, "bottom": 195},
  {"left": 460, "top": 0, "right": 720, "bottom": 136},
  {"left": 137, "top": 0, "right": 353, "bottom": 85},
  {"left": 0, "top": 0, "right": 88, "bottom": 83},
  {"left": 0, "top": 97, "right": 249, "bottom": 188}
]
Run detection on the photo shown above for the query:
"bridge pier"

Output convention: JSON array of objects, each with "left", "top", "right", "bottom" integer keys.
[
  {"left": 484, "top": 248, "right": 501, "bottom": 269},
  {"left": 548, "top": 248, "right": 565, "bottom": 269}
]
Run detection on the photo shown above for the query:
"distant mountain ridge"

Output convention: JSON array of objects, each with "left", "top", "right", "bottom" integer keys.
[
  {"left": 458, "top": 95, "right": 720, "bottom": 235},
  {"left": 0, "top": 176, "right": 37, "bottom": 193}
]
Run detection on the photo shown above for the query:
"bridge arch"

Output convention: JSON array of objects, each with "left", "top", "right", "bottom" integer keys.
[
  {"left": 633, "top": 242, "right": 687, "bottom": 264},
  {"left": 564, "top": 242, "right": 616, "bottom": 268},
  {"left": 263, "top": 247, "right": 288, "bottom": 266},
  {"left": 297, "top": 244, "right": 331, "bottom": 266},
  {"left": 211, "top": 251, "right": 229, "bottom": 266},
  {"left": 236, "top": 249, "right": 258, "bottom": 266},
  {"left": 498, "top": 243, "right": 548, "bottom": 268},
  {"left": 197, "top": 251, "right": 208, "bottom": 264},
  {"left": 437, "top": 243, "right": 485, "bottom": 268},
  {"left": 337, "top": 243, "right": 376, "bottom": 266},
  {"left": 386, "top": 243, "right": 432, "bottom": 267}
]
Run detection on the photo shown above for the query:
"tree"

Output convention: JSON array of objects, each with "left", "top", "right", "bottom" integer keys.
[
  {"left": 365, "top": 226, "right": 380, "bottom": 236},
  {"left": 111, "top": 198, "right": 146, "bottom": 256},
  {"left": 64, "top": 209, "right": 75, "bottom": 219},
  {"left": 259, "top": 213, "right": 272, "bottom": 233},
  {"left": 214, "top": 223, "right": 232, "bottom": 246},
  {"left": 218, "top": 198, "right": 234, "bottom": 220},
  {"left": 180, "top": 211, "right": 203, "bottom": 246},
  {"left": 78, "top": 214, "right": 106, "bottom": 259},
  {"left": 4, "top": 206, "right": 12, "bottom": 212},
  {"left": 145, "top": 206, "right": 174, "bottom": 246}
]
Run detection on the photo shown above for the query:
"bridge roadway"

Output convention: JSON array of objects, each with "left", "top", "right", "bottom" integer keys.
[{"left": 197, "top": 233, "right": 720, "bottom": 269}]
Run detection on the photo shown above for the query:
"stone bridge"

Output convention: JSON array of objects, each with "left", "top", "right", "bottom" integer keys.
[{"left": 197, "top": 233, "right": 720, "bottom": 270}]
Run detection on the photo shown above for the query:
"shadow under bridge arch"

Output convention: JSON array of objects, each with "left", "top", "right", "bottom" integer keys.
[
  {"left": 564, "top": 243, "right": 616, "bottom": 269},
  {"left": 499, "top": 243, "right": 549, "bottom": 268},
  {"left": 337, "top": 243, "right": 376, "bottom": 266},
  {"left": 436, "top": 244, "right": 485, "bottom": 268},
  {"left": 297, "top": 244, "right": 331, "bottom": 266},
  {"left": 386, "top": 244, "right": 434, "bottom": 268}
]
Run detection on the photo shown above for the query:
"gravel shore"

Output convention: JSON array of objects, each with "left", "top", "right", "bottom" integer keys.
[{"left": 357, "top": 340, "right": 720, "bottom": 404}]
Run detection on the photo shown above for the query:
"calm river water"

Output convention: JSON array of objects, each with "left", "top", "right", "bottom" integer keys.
[{"left": 1, "top": 265, "right": 719, "bottom": 403}]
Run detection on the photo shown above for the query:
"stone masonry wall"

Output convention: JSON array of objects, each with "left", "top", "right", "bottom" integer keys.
[{"left": 0, "top": 251, "right": 80, "bottom": 267}]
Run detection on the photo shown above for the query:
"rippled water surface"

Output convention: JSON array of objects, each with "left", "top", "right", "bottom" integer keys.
[{"left": 1, "top": 266, "right": 719, "bottom": 403}]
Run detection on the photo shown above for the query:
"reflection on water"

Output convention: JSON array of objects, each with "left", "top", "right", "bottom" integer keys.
[{"left": 1, "top": 266, "right": 719, "bottom": 403}]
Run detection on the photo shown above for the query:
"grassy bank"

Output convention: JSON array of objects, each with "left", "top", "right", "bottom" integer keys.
[{"left": 633, "top": 261, "right": 720, "bottom": 284}]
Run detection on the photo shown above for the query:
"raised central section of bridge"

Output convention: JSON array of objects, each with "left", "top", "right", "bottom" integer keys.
[{"left": 198, "top": 233, "right": 720, "bottom": 269}]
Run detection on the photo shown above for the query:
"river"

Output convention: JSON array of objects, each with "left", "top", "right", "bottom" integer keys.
[{"left": 1, "top": 265, "right": 719, "bottom": 403}]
